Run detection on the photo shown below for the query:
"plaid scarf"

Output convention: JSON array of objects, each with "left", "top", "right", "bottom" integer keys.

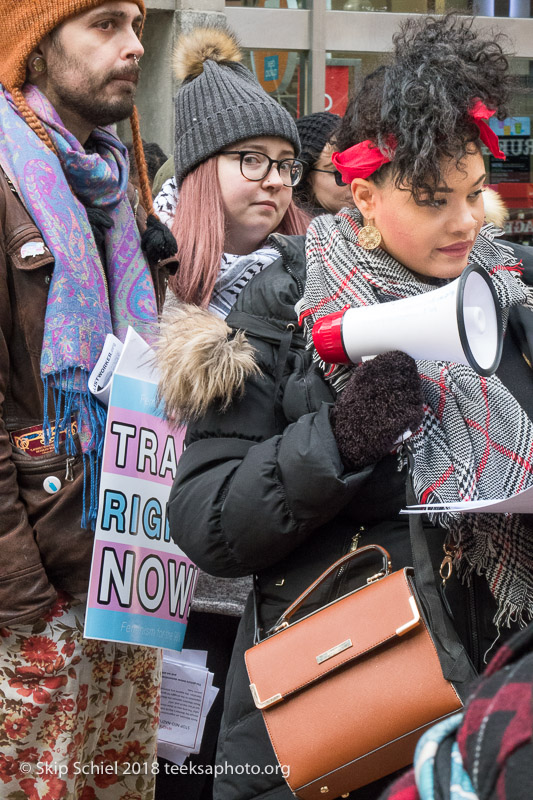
[
  {"left": 0, "top": 84, "right": 158, "bottom": 528},
  {"left": 300, "top": 207, "right": 533, "bottom": 627},
  {"left": 380, "top": 622, "right": 533, "bottom": 800}
]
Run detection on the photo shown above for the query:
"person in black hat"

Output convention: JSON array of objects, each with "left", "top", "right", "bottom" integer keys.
[{"left": 294, "top": 111, "right": 355, "bottom": 215}]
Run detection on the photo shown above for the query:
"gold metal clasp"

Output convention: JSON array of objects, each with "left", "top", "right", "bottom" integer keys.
[
  {"left": 349, "top": 527, "right": 364, "bottom": 552},
  {"left": 272, "top": 620, "right": 289, "bottom": 633},
  {"left": 367, "top": 568, "right": 388, "bottom": 584},
  {"left": 439, "top": 543, "right": 456, "bottom": 586}
]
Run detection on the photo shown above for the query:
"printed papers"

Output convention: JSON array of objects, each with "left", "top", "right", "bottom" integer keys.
[
  {"left": 87, "top": 333, "right": 123, "bottom": 406},
  {"left": 158, "top": 650, "right": 219, "bottom": 765},
  {"left": 402, "top": 483, "right": 533, "bottom": 515},
  {"left": 84, "top": 327, "right": 197, "bottom": 651}
]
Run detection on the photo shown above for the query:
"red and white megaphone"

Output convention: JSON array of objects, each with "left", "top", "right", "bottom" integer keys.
[{"left": 311, "top": 264, "right": 503, "bottom": 376}]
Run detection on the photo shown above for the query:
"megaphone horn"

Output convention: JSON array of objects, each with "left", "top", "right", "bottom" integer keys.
[{"left": 311, "top": 264, "right": 503, "bottom": 376}]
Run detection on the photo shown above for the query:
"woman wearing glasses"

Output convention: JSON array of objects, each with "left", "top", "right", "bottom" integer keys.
[
  {"left": 294, "top": 111, "right": 355, "bottom": 215},
  {"left": 155, "top": 26, "right": 309, "bottom": 800},
  {"left": 153, "top": 26, "right": 308, "bottom": 317}
]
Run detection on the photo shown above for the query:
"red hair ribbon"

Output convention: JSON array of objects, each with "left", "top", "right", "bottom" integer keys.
[
  {"left": 468, "top": 100, "right": 505, "bottom": 160},
  {"left": 332, "top": 101, "right": 504, "bottom": 182},
  {"left": 332, "top": 136, "right": 397, "bottom": 183}
]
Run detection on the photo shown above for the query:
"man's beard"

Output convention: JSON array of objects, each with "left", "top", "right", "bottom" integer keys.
[
  {"left": 56, "top": 81, "right": 134, "bottom": 128},
  {"left": 52, "top": 71, "right": 139, "bottom": 127},
  {"left": 46, "top": 45, "right": 140, "bottom": 128}
]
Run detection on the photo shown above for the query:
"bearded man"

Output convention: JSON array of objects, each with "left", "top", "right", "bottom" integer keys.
[{"left": 0, "top": 3, "right": 174, "bottom": 796}]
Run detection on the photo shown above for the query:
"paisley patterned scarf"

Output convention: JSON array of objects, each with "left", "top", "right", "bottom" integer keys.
[{"left": 0, "top": 83, "right": 158, "bottom": 527}]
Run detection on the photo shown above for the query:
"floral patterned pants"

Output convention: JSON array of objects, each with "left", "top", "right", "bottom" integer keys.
[{"left": 0, "top": 592, "right": 162, "bottom": 800}]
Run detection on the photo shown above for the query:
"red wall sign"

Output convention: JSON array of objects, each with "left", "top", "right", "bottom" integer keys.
[{"left": 325, "top": 66, "right": 350, "bottom": 116}]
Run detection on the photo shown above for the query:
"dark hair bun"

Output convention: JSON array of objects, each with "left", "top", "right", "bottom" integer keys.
[{"left": 336, "top": 14, "right": 513, "bottom": 202}]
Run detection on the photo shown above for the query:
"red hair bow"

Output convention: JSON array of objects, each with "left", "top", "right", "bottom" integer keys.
[
  {"left": 332, "top": 101, "right": 504, "bottom": 183},
  {"left": 469, "top": 100, "right": 505, "bottom": 160},
  {"left": 332, "top": 136, "right": 397, "bottom": 183}
]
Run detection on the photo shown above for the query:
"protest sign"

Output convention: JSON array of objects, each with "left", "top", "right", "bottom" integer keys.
[{"left": 84, "top": 327, "right": 197, "bottom": 651}]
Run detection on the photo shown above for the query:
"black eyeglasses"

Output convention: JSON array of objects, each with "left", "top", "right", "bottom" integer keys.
[
  {"left": 310, "top": 167, "right": 347, "bottom": 187},
  {"left": 221, "top": 151, "right": 305, "bottom": 187}
]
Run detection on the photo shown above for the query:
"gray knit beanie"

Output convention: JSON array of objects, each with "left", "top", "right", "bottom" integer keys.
[{"left": 172, "top": 26, "right": 300, "bottom": 186}]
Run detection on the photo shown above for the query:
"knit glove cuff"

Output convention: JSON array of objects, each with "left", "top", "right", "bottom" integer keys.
[{"left": 331, "top": 351, "right": 424, "bottom": 470}]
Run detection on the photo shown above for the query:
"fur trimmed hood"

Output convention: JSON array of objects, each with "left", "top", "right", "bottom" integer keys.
[
  {"left": 483, "top": 187, "right": 508, "bottom": 229},
  {"left": 156, "top": 303, "right": 259, "bottom": 423}
]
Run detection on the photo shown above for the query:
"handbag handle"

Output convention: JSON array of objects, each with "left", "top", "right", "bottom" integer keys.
[{"left": 267, "top": 544, "right": 391, "bottom": 635}]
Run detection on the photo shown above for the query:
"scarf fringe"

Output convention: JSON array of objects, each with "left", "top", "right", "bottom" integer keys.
[
  {"left": 456, "top": 543, "right": 533, "bottom": 630},
  {"left": 43, "top": 370, "right": 106, "bottom": 530}
]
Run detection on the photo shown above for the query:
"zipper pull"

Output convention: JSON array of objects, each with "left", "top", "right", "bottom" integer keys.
[
  {"left": 65, "top": 457, "right": 75, "bottom": 482},
  {"left": 349, "top": 527, "right": 364, "bottom": 552}
]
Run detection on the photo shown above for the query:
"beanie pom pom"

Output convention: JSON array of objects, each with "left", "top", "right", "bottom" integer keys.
[
  {"left": 141, "top": 214, "right": 178, "bottom": 264},
  {"left": 173, "top": 27, "right": 242, "bottom": 83}
]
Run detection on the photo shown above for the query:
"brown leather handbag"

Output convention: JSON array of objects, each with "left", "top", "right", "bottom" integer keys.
[{"left": 245, "top": 532, "right": 475, "bottom": 800}]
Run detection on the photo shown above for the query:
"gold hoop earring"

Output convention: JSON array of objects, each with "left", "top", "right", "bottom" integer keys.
[
  {"left": 358, "top": 221, "right": 382, "bottom": 250},
  {"left": 32, "top": 57, "right": 46, "bottom": 74}
]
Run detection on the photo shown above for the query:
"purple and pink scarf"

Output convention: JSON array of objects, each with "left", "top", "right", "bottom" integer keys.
[{"left": 0, "top": 83, "right": 158, "bottom": 527}]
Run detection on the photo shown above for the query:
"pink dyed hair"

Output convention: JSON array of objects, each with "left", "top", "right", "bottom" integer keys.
[{"left": 169, "top": 157, "right": 311, "bottom": 307}]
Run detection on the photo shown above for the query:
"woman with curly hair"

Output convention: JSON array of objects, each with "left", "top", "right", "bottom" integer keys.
[{"left": 159, "top": 14, "right": 533, "bottom": 800}]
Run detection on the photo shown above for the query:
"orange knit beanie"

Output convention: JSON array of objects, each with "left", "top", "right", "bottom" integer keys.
[
  {"left": 0, "top": 0, "right": 155, "bottom": 216},
  {"left": 0, "top": 0, "right": 146, "bottom": 92}
]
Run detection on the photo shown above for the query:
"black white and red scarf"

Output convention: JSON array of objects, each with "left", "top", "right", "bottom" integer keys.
[
  {"left": 380, "top": 622, "right": 533, "bottom": 800},
  {"left": 300, "top": 207, "right": 533, "bottom": 627}
]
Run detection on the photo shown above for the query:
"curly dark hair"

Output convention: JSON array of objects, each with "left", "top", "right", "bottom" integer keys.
[{"left": 336, "top": 14, "right": 513, "bottom": 203}]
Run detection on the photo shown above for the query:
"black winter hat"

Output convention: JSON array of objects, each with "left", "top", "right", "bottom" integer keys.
[{"left": 295, "top": 112, "right": 341, "bottom": 168}]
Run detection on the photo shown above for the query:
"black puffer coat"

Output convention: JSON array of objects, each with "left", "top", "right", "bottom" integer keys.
[{"left": 163, "top": 234, "right": 532, "bottom": 800}]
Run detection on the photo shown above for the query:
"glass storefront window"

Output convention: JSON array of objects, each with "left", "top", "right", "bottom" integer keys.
[
  {"left": 329, "top": 0, "right": 470, "bottom": 12},
  {"left": 325, "top": 53, "right": 533, "bottom": 245},
  {"left": 227, "top": 0, "right": 533, "bottom": 13},
  {"left": 328, "top": 0, "right": 532, "bottom": 16},
  {"left": 492, "top": 57, "right": 533, "bottom": 244},
  {"left": 226, "top": 0, "right": 307, "bottom": 9},
  {"left": 241, "top": 49, "right": 308, "bottom": 118},
  {"left": 326, "top": 51, "right": 384, "bottom": 116}
]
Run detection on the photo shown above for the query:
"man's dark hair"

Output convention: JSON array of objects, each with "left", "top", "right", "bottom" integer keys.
[
  {"left": 336, "top": 14, "right": 513, "bottom": 204},
  {"left": 127, "top": 140, "right": 168, "bottom": 187}
]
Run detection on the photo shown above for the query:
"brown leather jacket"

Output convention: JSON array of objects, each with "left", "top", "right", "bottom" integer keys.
[{"left": 0, "top": 167, "right": 172, "bottom": 626}]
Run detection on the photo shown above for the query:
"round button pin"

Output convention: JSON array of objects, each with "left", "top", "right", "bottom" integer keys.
[{"left": 43, "top": 476, "right": 62, "bottom": 494}]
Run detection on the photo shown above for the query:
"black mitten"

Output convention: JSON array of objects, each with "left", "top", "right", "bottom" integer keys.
[
  {"left": 86, "top": 207, "right": 113, "bottom": 251},
  {"left": 331, "top": 351, "right": 424, "bottom": 469},
  {"left": 141, "top": 214, "right": 178, "bottom": 264}
]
